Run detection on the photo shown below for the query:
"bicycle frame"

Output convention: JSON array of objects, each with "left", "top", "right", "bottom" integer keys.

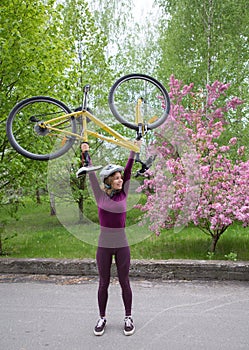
[
  {"left": 39, "top": 109, "right": 140, "bottom": 153},
  {"left": 6, "top": 74, "right": 169, "bottom": 163}
]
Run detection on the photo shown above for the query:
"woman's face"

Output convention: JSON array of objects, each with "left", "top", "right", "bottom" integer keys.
[{"left": 111, "top": 172, "right": 123, "bottom": 190}]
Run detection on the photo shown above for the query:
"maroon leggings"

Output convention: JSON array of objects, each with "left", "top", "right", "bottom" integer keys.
[{"left": 96, "top": 246, "right": 132, "bottom": 317}]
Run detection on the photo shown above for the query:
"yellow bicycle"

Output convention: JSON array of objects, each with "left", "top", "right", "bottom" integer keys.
[{"left": 6, "top": 73, "right": 170, "bottom": 163}]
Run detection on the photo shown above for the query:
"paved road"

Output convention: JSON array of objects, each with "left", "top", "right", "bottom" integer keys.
[{"left": 1, "top": 275, "right": 249, "bottom": 350}]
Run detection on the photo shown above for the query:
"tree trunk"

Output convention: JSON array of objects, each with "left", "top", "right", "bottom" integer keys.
[
  {"left": 205, "top": 0, "right": 213, "bottom": 87},
  {"left": 210, "top": 232, "right": 220, "bottom": 253},
  {"left": 0, "top": 224, "right": 4, "bottom": 256},
  {"left": 77, "top": 175, "right": 86, "bottom": 223},
  {"left": 50, "top": 192, "right": 56, "bottom": 216},
  {"left": 36, "top": 188, "right": 41, "bottom": 204},
  {"left": 78, "top": 195, "right": 84, "bottom": 223},
  {"left": 0, "top": 234, "right": 2, "bottom": 256}
]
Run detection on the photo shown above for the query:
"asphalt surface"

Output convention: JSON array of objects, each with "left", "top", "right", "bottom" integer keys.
[{"left": 1, "top": 275, "right": 249, "bottom": 350}]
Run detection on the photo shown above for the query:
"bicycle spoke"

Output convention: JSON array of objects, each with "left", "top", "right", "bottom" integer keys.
[
  {"left": 7, "top": 96, "right": 76, "bottom": 160},
  {"left": 109, "top": 74, "right": 170, "bottom": 131}
]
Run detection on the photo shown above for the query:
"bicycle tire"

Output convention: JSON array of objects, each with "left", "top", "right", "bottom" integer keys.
[
  {"left": 108, "top": 73, "right": 170, "bottom": 131},
  {"left": 6, "top": 96, "right": 76, "bottom": 161}
]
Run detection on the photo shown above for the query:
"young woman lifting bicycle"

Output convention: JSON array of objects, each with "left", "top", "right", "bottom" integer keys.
[
  {"left": 80, "top": 140, "right": 141, "bottom": 336},
  {"left": 6, "top": 73, "right": 170, "bottom": 335}
]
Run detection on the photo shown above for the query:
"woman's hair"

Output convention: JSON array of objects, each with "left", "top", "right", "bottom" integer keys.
[{"left": 102, "top": 171, "right": 122, "bottom": 195}]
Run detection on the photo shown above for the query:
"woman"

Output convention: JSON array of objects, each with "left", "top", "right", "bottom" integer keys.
[{"left": 80, "top": 141, "right": 140, "bottom": 336}]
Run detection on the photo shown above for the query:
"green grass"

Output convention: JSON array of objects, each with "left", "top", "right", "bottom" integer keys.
[{"left": 1, "top": 198, "right": 249, "bottom": 261}]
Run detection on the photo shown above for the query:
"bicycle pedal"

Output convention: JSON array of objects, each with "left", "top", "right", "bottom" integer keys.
[{"left": 76, "top": 165, "right": 102, "bottom": 178}]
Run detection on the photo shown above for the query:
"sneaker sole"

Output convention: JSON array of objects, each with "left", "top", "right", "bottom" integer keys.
[
  {"left": 94, "top": 328, "right": 105, "bottom": 336},
  {"left": 124, "top": 326, "right": 135, "bottom": 336}
]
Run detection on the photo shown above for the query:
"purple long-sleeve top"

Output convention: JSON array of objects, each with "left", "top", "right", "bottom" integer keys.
[{"left": 89, "top": 152, "right": 135, "bottom": 236}]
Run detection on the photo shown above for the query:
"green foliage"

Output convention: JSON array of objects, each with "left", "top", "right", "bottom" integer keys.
[
  {"left": 0, "top": 0, "right": 114, "bottom": 216},
  {"left": 206, "top": 252, "right": 215, "bottom": 260},
  {"left": 157, "top": 0, "right": 249, "bottom": 91},
  {"left": 1, "top": 0, "right": 74, "bottom": 215},
  {"left": 1, "top": 0, "right": 73, "bottom": 103},
  {"left": 1, "top": 199, "right": 249, "bottom": 260},
  {"left": 89, "top": 0, "right": 160, "bottom": 77},
  {"left": 224, "top": 252, "right": 238, "bottom": 261},
  {"left": 61, "top": 0, "right": 114, "bottom": 107},
  {"left": 156, "top": 0, "right": 249, "bottom": 159}
]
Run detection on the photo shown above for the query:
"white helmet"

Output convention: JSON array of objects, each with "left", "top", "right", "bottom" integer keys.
[{"left": 100, "top": 164, "right": 124, "bottom": 182}]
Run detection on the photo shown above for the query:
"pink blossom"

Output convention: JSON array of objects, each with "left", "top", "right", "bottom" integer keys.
[
  {"left": 229, "top": 137, "right": 237, "bottom": 145},
  {"left": 237, "top": 146, "right": 245, "bottom": 156},
  {"left": 137, "top": 76, "right": 247, "bottom": 249},
  {"left": 219, "top": 145, "right": 230, "bottom": 152},
  {"left": 227, "top": 97, "right": 244, "bottom": 109}
]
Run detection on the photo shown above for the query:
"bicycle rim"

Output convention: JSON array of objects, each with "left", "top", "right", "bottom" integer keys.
[
  {"left": 6, "top": 96, "right": 76, "bottom": 161},
  {"left": 108, "top": 73, "right": 170, "bottom": 131}
]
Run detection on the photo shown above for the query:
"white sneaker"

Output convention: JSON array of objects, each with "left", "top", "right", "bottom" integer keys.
[
  {"left": 124, "top": 316, "right": 135, "bottom": 336},
  {"left": 94, "top": 317, "right": 106, "bottom": 336}
]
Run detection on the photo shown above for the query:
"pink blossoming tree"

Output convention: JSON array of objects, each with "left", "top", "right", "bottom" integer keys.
[{"left": 137, "top": 76, "right": 247, "bottom": 252}]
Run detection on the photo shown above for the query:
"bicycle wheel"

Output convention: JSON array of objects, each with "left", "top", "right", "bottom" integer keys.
[
  {"left": 6, "top": 96, "right": 77, "bottom": 161},
  {"left": 108, "top": 73, "right": 170, "bottom": 131}
]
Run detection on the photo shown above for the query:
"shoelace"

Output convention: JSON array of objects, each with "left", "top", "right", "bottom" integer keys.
[
  {"left": 125, "top": 317, "right": 133, "bottom": 328},
  {"left": 96, "top": 318, "right": 105, "bottom": 328}
]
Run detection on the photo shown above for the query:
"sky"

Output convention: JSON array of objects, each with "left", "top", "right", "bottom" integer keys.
[{"left": 133, "top": 0, "right": 158, "bottom": 21}]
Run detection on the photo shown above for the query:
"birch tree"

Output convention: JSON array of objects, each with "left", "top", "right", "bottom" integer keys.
[{"left": 156, "top": 0, "right": 249, "bottom": 99}]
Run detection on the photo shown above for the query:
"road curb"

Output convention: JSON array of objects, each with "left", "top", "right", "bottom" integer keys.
[{"left": 0, "top": 258, "right": 249, "bottom": 281}]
